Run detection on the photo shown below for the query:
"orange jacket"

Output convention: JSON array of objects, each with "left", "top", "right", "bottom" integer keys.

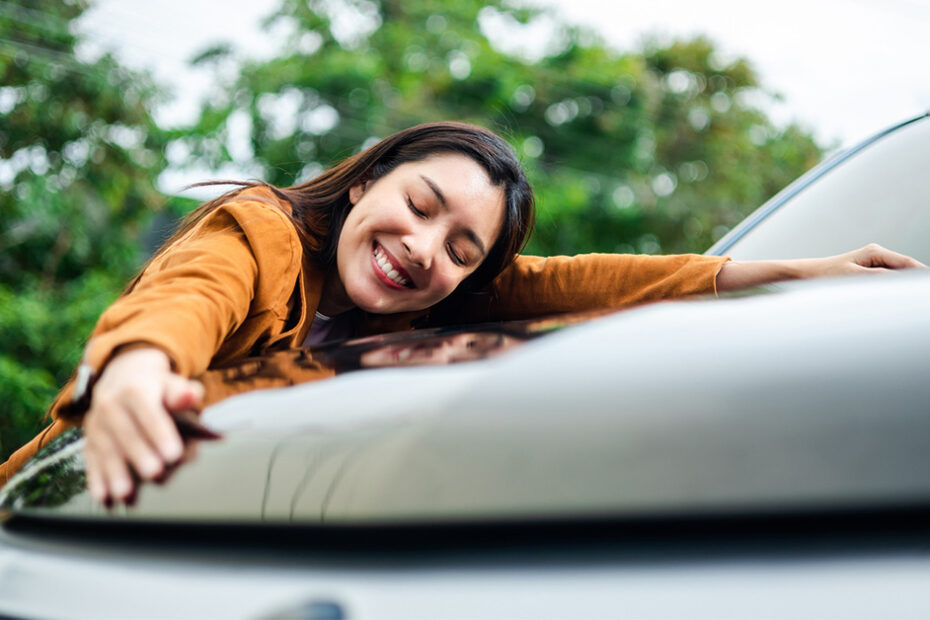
[{"left": 0, "top": 186, "right": 729, "bottom": 484}]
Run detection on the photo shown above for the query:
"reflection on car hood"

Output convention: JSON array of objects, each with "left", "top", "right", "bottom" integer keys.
[
  {"left": 4, "top": 274, "right": 930, "bottom": 525},
  {"left": 191, "top": 313, "right": 592, "bottom": 409}
]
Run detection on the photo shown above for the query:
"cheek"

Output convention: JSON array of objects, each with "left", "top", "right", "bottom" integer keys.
[
  {"left": 429, "top": 268, "right": 470, "bottom": 298},
  {"left": 337, "top": 211, "right": 369, "bottom": 264}
]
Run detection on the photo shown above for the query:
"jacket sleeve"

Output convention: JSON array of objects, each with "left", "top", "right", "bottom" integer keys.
[
  {"left": 81, "top": 193, "right": 301, "bottom": 380},
  {"left": 0, "top": 194, "right": 303, "bottom": 480},
  {"left": 460, "top": 253, "right": 731, "bottom": 322}
]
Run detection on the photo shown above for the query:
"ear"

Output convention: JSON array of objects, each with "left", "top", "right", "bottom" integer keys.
[{"left": 349, "top": 180, "right": 368, "bottom": 205}]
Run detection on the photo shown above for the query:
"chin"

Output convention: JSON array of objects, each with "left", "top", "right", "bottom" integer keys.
[
  {"left": 344, "top": 270, "right": 449, "bottom": 315},
  {"left": 347, "top": 286, "right": 418, "bottom": 315}
]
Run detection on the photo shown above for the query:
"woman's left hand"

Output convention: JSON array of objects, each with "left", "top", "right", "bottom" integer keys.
[
  {"left": 804, "top": 243, "right": 926, "bottom": 277},
  {"left": 716, "top": 243, "right": 926, "bottom": 292}
]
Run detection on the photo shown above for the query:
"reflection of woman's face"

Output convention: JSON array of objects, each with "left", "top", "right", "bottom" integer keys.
[
  {"left": 359, "top": 332, "right": 521, "bottom": 368},
  {"left": 333, "top": 154, "right": 505, "bottom": 315}
]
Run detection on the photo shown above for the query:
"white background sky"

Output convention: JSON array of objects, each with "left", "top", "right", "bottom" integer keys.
[{"left": 77, "top": 0, "right": 929, "bottom": 167}]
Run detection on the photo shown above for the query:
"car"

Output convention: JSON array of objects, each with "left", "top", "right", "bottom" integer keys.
[
  {"left": 707, "top": 112, "right": 930, "bottom": 265},
  {"left": 1, "top": 113, "right": 929, "bottom": 620}
]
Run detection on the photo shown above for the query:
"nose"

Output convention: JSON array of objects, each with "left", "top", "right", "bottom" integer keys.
[{"left": 403, "top": 227, "right": 443, "bottom": 270}]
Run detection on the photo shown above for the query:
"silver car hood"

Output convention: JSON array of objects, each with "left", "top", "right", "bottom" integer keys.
[{"left": 4, "top": 272, "right": 930, "bottom": 525}]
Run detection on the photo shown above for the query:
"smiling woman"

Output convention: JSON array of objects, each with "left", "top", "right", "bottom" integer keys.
[
  {"left": 0, "top": 121, "right": 922, "bottom": 504},
  {"left": 328, "top": 154, "right": 506, "bottom": 315}
]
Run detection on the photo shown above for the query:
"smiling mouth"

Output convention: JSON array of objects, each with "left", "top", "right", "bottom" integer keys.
[{"left": 373, "top": 243, "right": 414, "bottom": 289}]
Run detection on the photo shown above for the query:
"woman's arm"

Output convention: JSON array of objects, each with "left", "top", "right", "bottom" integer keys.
[
  {"left": 716, "top": 244, "right": 927, "bottom": 292},
  {"left": 83, "top": 347, "right": 202, "bottom": 503},
  {"left": 462, "top": 253, "right": 729, "bottom": 322},
  {"left": 457, "top": 244, "right": 925, "bottom": 325},
  {"left": 74, "top": 190, "right": 302, "bottom": 504}
]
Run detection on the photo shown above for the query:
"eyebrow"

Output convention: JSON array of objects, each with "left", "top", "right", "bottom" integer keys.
[
  {"left": 420, "top": 174, "right": 447, "bottom": 208},
  {"left": 419, "top": 174, "right": 487, "bottom": 257}
]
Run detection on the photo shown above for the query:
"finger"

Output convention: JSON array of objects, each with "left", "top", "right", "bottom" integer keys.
[
  {"left": 84, "top": 414, "right": 112, "bottom": 503},
  {"left": 98, "top": 400, "right": 165, "bottom": 481},
  {"left": 155, "top": 441, "right": 201, "bottom": 487},
  {"left": 858, "top": 244, "right": 927, "bottom": 270},
  {"left": 92, "top": 426, "right": 135, "bottom": 502},
  {"left": 122, "top": 389, "right": 184, "bottom": 464},
  {"left": 852, "top": 264, "right": 892, "bottom": 275},
  {"left": 123, "top": 485, "right": 138, "bottom": 508},
  {"left": 164, "top": 376, "right": 205, "bottom": 412},
  {"left": 83, "top": 441, "right": 107, "bottom": 503},
  {"left": 189, "top": 379, "right": 205, "bottom": 405}
]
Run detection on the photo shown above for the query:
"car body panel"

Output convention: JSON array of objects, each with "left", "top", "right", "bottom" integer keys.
[
  {"left": 4, "top": 115, "right": 930, "bottom": 620},
  {"left": 3, "top": 273, "right": 930, "bottom": 526},
  {"left": 3, "top": 518, "right": 930, "bottom": 620}
]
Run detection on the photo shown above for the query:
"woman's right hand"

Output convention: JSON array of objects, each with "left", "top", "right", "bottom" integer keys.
[{"left": 83, "top": 346, "right": 203, "bottom": 504}]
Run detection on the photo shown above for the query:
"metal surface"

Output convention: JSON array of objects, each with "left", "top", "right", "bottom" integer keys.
[
  {"left": 5, "top": 114, "right": 930, "bottom": 620},
  {"left": 5, "top": 272, "right": 930, "bottom": 525},
  {"left": 2, "top": 519, "right": 930, "bottom": 620}
]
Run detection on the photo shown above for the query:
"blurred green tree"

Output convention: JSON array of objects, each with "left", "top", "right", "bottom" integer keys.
[
  {"left": 0, "top": 0, "right": 167, "bottom": 458},
  {"left": 0, "top": 0, "right": 825, "bottom": 462},
  {"left": 176, "top": 0, "right": 821, "bottom": 257}
]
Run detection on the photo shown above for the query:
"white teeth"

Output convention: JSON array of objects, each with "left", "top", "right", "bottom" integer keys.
[{"left": 374, "top": 246, "right": 410, "bottom": 287}]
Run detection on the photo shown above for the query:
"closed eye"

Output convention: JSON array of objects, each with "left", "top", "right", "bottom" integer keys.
[
  {"left": 407, "top": 196, "right": 426, "bottom": 218},
  {"left": 448, "top": 244, "right": 466, "bottom": 266}
]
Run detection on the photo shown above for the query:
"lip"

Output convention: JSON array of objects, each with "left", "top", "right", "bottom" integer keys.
[{"left": 371, "top": 242, "right": 415, "bottom": 290}]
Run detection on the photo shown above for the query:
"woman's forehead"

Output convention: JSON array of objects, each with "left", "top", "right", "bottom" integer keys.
[{"left": 397, "top": 153, "right": 495, "bottom": 191}]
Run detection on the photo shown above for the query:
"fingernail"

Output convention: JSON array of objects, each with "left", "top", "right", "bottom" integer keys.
[
  {"left": 141, "top": 456, "right": 162, "bottom": 478},
  {"left": 112, "top": 478, "right": 131, "bottom": 499},
  {"left": 162, "top": 441, "right": 183, "bottom": 462}
]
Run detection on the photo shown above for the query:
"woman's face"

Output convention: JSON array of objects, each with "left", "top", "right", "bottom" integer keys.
[{"left": 334, "top": 153, "right": 506, "bottom": 314}]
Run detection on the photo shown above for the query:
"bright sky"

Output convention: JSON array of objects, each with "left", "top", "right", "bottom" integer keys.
[
  {"left": 77, "top": 0, "right": 930, "bottom": 164},
  {"left": 552, "top": 0, "right": 930, "bottom": 146}
]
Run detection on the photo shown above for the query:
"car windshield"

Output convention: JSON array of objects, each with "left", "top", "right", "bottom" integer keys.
[{"left": 711, "top": 114, "right": 930, "bottom": 264}]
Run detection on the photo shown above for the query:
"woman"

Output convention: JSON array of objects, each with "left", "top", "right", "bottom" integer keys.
[{"left": 0, "top": 121, "right": 922, "bottom": 502}]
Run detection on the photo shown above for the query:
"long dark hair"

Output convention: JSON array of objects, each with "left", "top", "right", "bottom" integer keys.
[{"left": 140, "top": 122, "right": 535, "bottom": 307}]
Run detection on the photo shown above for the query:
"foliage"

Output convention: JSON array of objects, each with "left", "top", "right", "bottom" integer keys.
[
  {"left": 0, "top": 427, "right": 85, "bottom": 510},
  {"left": 0, "top": 0, "right": 167, "bottom": 459},
  {"left": 174, "top": 0, "right": 822, "bottom": 256},
  {"left": 0, "top": 0, "right": 823, "bottom": 461}
]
